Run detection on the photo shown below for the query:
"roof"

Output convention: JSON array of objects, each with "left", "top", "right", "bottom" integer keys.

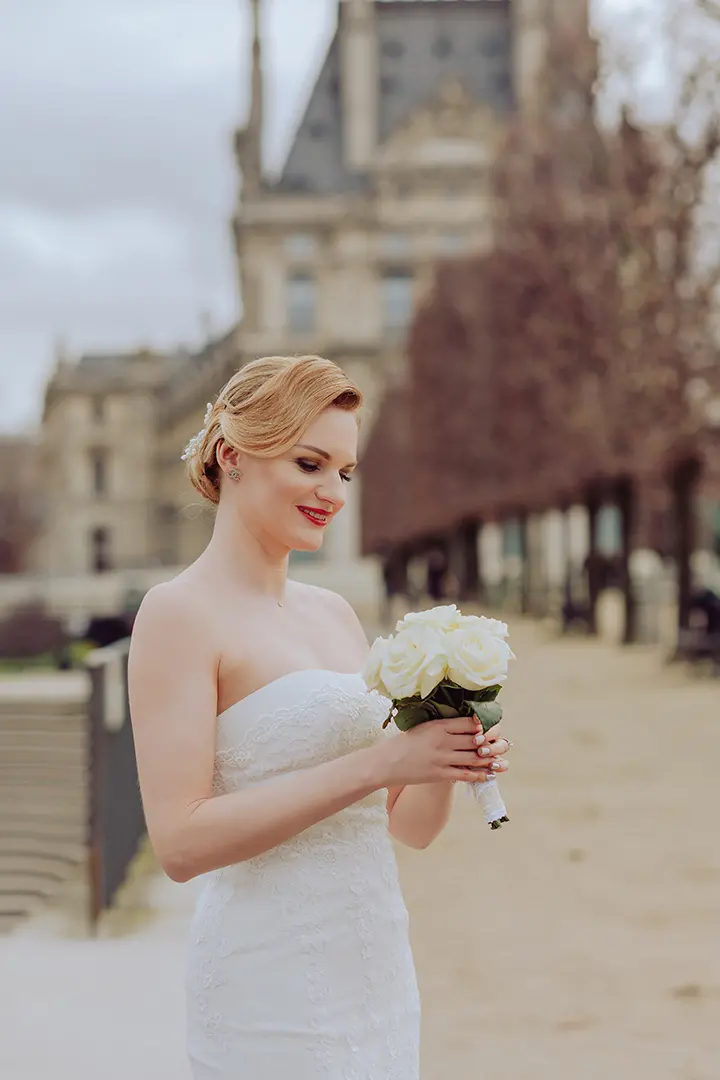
[{"left": 275, "top": 0, "right": 513, "bottom": 195}]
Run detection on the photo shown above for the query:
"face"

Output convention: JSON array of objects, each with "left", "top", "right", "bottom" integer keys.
[{"left": 220, "top": 407, "right": 359, "bottom": 554}]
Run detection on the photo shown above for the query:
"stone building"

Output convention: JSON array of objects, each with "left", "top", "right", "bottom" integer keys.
[
  {"left": 36, "top": 347, "right": 188, "bottom": 578},
  {"left": 33, "top": 0, "right": 593, "bottom": 621}
]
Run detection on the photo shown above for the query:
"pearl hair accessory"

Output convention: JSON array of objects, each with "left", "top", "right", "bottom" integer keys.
[{"left": 180, "top": 402, "right": 214, "bottom": 463}]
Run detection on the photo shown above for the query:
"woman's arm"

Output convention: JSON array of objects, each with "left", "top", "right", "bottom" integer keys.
[
  {"left": 386, "top": 782, "right": 455, "bottom": 850},
  {"left": 128, "top": 585, "right": 387, "bottom": 883}
]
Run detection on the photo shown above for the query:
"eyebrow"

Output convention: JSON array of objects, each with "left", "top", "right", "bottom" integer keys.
[{"left": 295, "top": 444, "right": 358, "bottom": 468}]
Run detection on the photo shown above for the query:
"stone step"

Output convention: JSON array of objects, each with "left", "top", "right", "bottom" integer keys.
[
  {"left": 0, "top": 798, "right": 86, "bottom": 825},
  {"left": 0, "top": 777, "right": 86, "bottom": 798},
  {"left": 0, "top": 716, "right": 86, "bottom": 736},
  {"left": 0, "top": 763, "right": 87, "bottom": 785},
  {"left": 0, "top": 729, "right": 86, "bottom": 751},
  {"left": 0, "top": 908, "right": 28, "bottom": 933},
  {"left": 0, "top": 745, "right": 86, "bottom": 767},
  {"left": 0, "top": 834, "right": 85, "bottom": 860},
  {"left": 0, "top": 876, "right": 66, "bottom": 908},
  {"left": 0, "top": 685, "right": 92, "bottom": 932},
  {"left": 0, "top": 853, "right": 76, "bottom": 880}
]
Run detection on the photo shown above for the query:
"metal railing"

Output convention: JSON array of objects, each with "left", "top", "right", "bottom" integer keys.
[{"left": 85, "top": 639, "right": 145, "bottom": 929}]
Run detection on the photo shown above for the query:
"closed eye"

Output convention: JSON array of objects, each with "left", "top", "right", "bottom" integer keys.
[{"left": 296, "top": 459, "right": 354, "bottom": 483}]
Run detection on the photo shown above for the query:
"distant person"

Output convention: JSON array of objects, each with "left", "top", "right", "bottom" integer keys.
[
  {"left": 127, "top": 356, "right": 513, "bottom": 1078},
  {"left": 690, "top": 587, "right": 720, "bottom": 635},
  {"left": 427, "top": 547, "right": 448, "bottom": 601}
]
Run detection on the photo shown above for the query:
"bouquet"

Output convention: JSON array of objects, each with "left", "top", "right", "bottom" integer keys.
[{"left": 363, "top": 605, "right": 514, "bottom": 829}]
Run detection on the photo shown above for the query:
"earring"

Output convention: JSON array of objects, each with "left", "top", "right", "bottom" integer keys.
[{"left": 228, "top": 468, "right": 242, "bottom": 481}]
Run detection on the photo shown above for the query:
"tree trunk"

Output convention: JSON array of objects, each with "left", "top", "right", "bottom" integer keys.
[
  {"left": 671, "top": 459, "right": 702, "bottom": 635},
  {"left": 585, "top": 489, "right": 601, "bottom": 635},
  {"left": 616, "top": 476, "right": 638, "bottom": 644},
  {"left": 454, "top": 519, "right": 481, "bottom": 602},
  {"left": 518, "top": 513, "right": 531, "bottom": 615}
]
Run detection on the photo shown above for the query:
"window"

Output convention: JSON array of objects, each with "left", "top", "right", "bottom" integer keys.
[
  {"left": 478, "top": 32, "right": 507, "bottom": 58},
  {"left": 91, "top": 526, "right": 111, "bottom": 573},
  {"left": 91, "top": 396, "right": 105, "bottom": 422},
  {"left": 286, "top": 273, "right": 317, "bottom": 333},
  {"left": 382, "top": 271, "right": 414, "bottom": 334},
  {"left": 90, "top": 450, "right": 108, "bottom": 498},
  {"left": 382, "top": 40, "right": 404, "bottom": 59},
  {"left": 284, "top": 175, "right": 310, "bottom": 192},
  {"left": 433, "top": 37, "right": 453, "bottom": 59},
  {"left": 380, "top": 75, "right": 400, "bottom": 95},
  {"left": 437, "top": 232, "right": 467, "bottom": 255},
  {"left": 285, "top": 233, "right": 317, "bottom": 260},
  {"left": 379, "top": 232, "right": 410, "bottom": 258}
]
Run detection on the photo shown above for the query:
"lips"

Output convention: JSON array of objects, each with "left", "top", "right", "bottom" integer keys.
[{"left": 297, "top": 506, "right": 331, "bottom": 527}]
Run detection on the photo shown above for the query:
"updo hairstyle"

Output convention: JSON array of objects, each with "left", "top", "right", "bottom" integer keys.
[{"left": 184, "top": 355, "right": 363, "bottom": 505}]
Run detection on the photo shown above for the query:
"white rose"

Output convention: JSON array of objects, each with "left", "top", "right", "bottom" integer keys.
[
  {"left": 445, "top": 624, "right": 514, "bottom": 691},
  {"left": 395, "top": 604, "right": 463, "bottom": 634},
  {"left": 379, "top": 624, "right": 449, "bottom": 701},
  {"left": 362, "top": 635, "right": 392, "bottom": 697},
  {"left": 461, "top": 614, "right": 510, "bottom": 640}
]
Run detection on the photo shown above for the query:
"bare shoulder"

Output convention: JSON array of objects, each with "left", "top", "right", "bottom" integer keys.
[{"left": 129, "top": 576, "right": 217, "bottom": 661}]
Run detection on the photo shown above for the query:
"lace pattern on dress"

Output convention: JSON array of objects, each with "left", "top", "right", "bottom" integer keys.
[{"left": 187, "top": 674, "right": 420, "bottom": 1079}]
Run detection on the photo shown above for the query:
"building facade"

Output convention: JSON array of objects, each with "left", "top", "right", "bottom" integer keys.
[
  {"left": 33, "top": 0, "right": 592, "bottom": 619},
  {"left": 36, "top": 347, "right": 188, "bottom": 578}
]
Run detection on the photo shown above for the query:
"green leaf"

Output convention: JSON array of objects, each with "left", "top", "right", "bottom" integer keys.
[
  {"left": 394, "top": 702, "right": 436, "bottom": 731},
  {"left": 468, "top": 700, "right": 503, "bottom": 734},
  {"left": 431, "top": 702, "right": 461, "bottom": 719},
  {"left": 468, "top": 685, "right": 502, "bottom": 703}
]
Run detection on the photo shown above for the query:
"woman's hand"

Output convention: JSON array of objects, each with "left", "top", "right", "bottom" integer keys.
[
  {"left": 472, "top": 717, "right": 511, "bottom": 780},
  {"left": 377, "top": 715, "right": 507, "bottom": 789}
]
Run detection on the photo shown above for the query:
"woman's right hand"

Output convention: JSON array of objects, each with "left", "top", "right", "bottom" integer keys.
[{"left": 376, "top": 716, "right": 496, "bottom": 788}]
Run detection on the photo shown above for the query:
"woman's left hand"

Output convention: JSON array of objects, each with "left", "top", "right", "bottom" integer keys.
[{"left": 472, "top": 718, "right": 511, "bottom": 777}]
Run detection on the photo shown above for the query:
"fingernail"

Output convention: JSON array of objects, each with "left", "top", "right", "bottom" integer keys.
[
  {"left": 492, "top": 760, "right": 505, "bottom": 771},
  {"left": 474, "top": 733, "right": 485, "bottom": 745},
  {"left": 479, "top": 747, "right": 491, "bottom": 756}
]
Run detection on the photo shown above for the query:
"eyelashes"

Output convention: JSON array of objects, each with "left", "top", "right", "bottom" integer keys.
[{"left": 296, "top": 459, "right": 353, "bottom": 483}]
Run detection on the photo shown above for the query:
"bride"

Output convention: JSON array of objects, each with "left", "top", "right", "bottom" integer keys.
[{"left": 128, "top": 355, "right": 511, "bottom": 1079}]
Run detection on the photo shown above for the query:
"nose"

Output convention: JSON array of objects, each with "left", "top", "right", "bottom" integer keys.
[{"left": 315, "top": 473, "right": 346, "bottom": 512}]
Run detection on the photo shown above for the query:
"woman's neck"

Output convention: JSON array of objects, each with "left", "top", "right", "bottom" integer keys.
[{"left": 198, "top": 499, "right": 290, "bottom": 599}]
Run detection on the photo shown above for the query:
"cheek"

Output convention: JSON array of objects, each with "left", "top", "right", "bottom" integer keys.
[{"left": 264, "top": 464, "right": 315, "bottom": 505}]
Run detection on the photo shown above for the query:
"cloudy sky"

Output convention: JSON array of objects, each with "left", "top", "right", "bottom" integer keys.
[{"left": 0, "top": 0, "right": 655, "bottom": 434}]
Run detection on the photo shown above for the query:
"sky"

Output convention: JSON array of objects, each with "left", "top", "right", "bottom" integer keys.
[{"left": 0, "top": 0, "right": 657, "bottom": 435}]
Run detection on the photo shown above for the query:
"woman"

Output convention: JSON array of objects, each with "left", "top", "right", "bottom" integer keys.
[{"left": 128, "top": 355, "right": 511, "bottom": 1079}]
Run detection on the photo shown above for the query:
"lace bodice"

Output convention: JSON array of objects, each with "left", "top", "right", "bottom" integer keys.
[
  {"left": 186, "top": 669, "right": 420, "bottom": 1079},
  {"left": 213, "top": 668, "right": 389, "bottom": 786}
]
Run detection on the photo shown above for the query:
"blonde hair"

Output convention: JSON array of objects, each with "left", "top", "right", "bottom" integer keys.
[{"left": 183, "top": 355, "right": 363, "bottom": 505}]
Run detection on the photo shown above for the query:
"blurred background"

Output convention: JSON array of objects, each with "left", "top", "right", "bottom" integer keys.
[{"left": 0, "top": 1, "right": 718, "bottom": 1077}]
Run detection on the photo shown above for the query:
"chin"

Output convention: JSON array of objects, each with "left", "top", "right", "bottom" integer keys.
[{"left": 292, "top": 530, "right": 325, "bottom": 554}]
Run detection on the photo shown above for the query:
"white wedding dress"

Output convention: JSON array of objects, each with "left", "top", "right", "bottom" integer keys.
[{"left": 186, "top": 669, "right": 421, "bottom": 1079}]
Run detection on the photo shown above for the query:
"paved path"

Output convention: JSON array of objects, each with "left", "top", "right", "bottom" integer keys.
[{"left": 1, "top": 621, "right": 718, "bottom": 1079}]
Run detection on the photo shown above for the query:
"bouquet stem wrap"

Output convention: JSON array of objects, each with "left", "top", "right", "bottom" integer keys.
[{"left": 383, "top": 689, "right": 510, "bottom": 829}]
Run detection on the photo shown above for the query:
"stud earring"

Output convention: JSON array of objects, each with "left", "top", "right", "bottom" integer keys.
[{"left": 228, "top": 468, "right": 242, "bottom": 481}]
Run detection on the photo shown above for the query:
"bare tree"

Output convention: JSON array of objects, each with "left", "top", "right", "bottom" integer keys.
[{"left": 483, "top": 0, "right": 720, "bottom": 636}]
